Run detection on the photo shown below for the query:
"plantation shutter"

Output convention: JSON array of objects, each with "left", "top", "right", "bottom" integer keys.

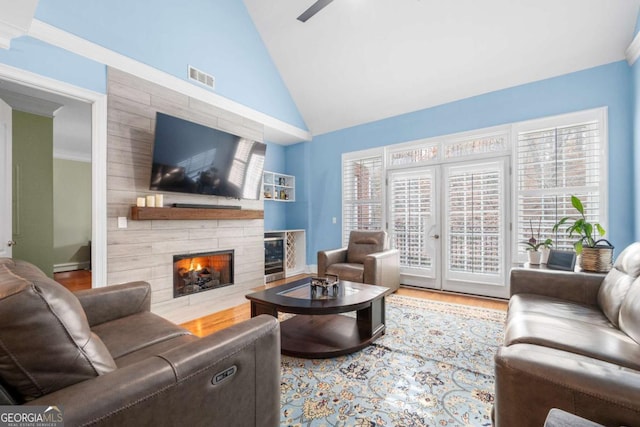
[
  {"left": 389, "top": 169, "right": 435, "bottom": 272},
  {"left": 445, "top": 162, "right": 504, "bottom": 283},
  {"left": 342, "top": 153, "right": 383, "bottom": 246},
  {"left": 516, "top": 119, "right": 603, "bottom": 253}
]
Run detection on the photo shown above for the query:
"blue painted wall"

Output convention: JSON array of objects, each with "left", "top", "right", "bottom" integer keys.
[
  {"left": 290, "top": 61, "right": 635, "bottom": 264},
  {"left": 34, "top": 0, "right": 306, "bottom": 130},
  {"left": 284, "top": 142, "right": 311, "bottom": 233},
  {"left": 633, "top": 11, "right": 640, "bottom": 241},
  {"left": 263, "top": 142, "right": 287, "bottom": 231},
  {"left": 0, "top": 36, "right": 106, "bottom": 93},
  {"left": 633, "top": 12, "right": 640, "bottom": 242},
  {"left": 634, "top": 60, "right": 640, "bottom": 241}
]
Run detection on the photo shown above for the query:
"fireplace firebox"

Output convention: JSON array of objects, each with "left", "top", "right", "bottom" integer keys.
[{"left": 173, "top": 250, "right": 234, "bottom": 298}]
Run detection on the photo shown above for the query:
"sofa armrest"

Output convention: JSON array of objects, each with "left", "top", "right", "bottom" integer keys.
[
  {"left": 510, "top": 268, "right": 604, "bottom": 306},
  {"left": 317, "top": 247, "right": 347, "bottom": 276},
  {"left": 74, "top": 281, "right": 152, "bottom": 327},
  {"left": 364, "top": 249, "right": 400, "bottom": 292},
  {"left": 494, "top": 343, "right": 640, "bottom": 427},
  {"left": 27, "top": 315, "right": 281, "bottom": 427}
]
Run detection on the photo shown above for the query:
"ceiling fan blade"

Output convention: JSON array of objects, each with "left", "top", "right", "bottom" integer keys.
[{"left": 297, "top": 0, "right": 334, "bottom": 22}]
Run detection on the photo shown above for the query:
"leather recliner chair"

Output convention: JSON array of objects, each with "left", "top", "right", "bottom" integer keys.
[
  {"left": 0, "top": 258, "right": 281, "bottom": 427},
  {"left": 317, "top": 230, "right": 400, "bottom": 294}
]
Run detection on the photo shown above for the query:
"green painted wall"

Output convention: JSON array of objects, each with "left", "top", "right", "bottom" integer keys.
[
  {"left": 53, "top": 158, "right": 91, "bottom": 268},
  {"left": 12, "top": 111, "right": 54, "bottom": 276}
]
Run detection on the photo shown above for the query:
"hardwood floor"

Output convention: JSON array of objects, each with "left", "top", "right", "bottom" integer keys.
[
  {"left": 54, "top": 270, "right": 92, "bottom": 292},
  {"left": 180, "top": 275, "right": 508, "bottom": 338},
  {"left": 53, "top": 270, "right": 508, "bottom": 338}
]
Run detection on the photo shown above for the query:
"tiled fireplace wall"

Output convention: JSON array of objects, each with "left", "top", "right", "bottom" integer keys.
[{"left": 106, "top": 67, "right": 265, "bottom": 323}]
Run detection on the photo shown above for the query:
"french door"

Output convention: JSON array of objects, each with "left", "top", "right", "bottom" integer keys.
[
  {"left": 388, "top": 167, "right": 440, "bottom": 288},
  {"left": 388, "top": 157, "right": 510, "bottom": 298}
]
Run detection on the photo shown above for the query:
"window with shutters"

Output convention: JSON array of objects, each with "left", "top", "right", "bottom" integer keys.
[
  {"left": 514, "top": 109, "right": 607, "bottom": 261},
  {"left": 342, "top": 149, "right": 384, "bottom": 246}
]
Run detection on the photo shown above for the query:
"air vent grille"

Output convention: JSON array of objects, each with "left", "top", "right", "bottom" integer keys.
[{"left": 188, "top": 66, "right": 215, "bottom": 89}]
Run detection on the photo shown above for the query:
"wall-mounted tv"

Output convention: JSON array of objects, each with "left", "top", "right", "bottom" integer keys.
[{"left": 150, "top": 112, "right": 266, "bottom": 200}]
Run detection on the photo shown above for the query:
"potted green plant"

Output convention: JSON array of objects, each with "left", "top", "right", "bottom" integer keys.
[
  {"left": 521, "top": 218, "right": 553, "bottom": 265},
  {"left": 552, "top": 195, "right": 613, "bottom": 272}
]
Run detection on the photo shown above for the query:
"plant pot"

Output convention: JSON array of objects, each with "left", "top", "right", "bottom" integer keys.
[
  {"left": 540, "top": 247, "right": 551, "bottom": 264},
  {"left": 580, "top": 242, "right": 614, "bottom": 272},
  {"left": 528, "top": 250, "right": 542, "bottom": 265}
]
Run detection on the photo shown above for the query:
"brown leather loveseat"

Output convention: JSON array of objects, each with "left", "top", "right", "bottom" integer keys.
[
  {"left": 0, "top": 258, "right": 281, "bottom": 427},
  {"left": 494, "top": 242, "right": 640, "bottom": 427}
]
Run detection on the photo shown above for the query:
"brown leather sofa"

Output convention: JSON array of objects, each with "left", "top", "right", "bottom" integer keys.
[
  {"left": 0, "top": 258, "right": 281, "bottom": 427},
  {"left": 494, "top": 242, "right": 640, "bottom": 427},
  {"left": 317, "top": 230, "right": 400, "bottom": 294}
]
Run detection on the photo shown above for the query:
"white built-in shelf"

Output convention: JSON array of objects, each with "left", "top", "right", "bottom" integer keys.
[{"left": 263, "top": 171, "right": 295, "bottom": 202}]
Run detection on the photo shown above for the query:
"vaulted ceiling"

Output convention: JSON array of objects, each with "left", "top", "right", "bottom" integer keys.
[{"left": 244, "top": 0, "right": 640, "bottom": 136}]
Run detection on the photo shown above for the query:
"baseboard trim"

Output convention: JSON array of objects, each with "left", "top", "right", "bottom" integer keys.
[{"left": 54, "top": 261, "right": 90, "bottom": 273}]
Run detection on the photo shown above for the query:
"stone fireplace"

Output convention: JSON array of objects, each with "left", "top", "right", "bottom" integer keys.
[
  {"left": 106, "top": 68, "right": 265, "bottom": 324},
  {"left": 173, "top": 250, "right": 234, "bottom": 298}
]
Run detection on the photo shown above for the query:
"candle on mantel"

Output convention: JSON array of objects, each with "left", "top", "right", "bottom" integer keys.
[
  {"left": 146, "top": 195, "right": 156, "bottom": 208},
  {"left": 136, "top": 197, "right": 146, "bottom": 207},
  {"left": 155, "top": 194, "right": 164, "bottom": 207}
]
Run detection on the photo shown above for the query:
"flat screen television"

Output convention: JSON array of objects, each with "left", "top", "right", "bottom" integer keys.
[{"left": 150, "top": 112, "right": 266, "bottom": 200}]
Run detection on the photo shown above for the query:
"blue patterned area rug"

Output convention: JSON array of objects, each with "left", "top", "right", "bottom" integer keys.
[{"left": 280, "top": 294, "right": 506, "bottom": 427}]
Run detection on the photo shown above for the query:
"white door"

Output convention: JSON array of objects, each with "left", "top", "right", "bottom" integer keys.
[
  {"left": 388, "top": 167, "right": 441, "bottom": 288},
  {"left": 442, "top": 158, "right": 509, "bottom": 298},
  {"left": 0, "top": 98, "right": 11, "bottom": 258},
  {"left": 388, "top": 157, "right": 510, "bottom": 298}
]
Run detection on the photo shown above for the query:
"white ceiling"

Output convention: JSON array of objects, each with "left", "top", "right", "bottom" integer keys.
[{"left": 244, "top": 0, "right": 640, "bottom": 136}]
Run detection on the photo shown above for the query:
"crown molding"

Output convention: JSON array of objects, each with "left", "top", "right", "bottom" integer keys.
[
  {"left": 0, "top": 0, "right": 39, "bottom": 49},
  {"left": 626, "top": 31, "right": 640, "bottom": 65},
  {"left": 0, "top": 21, "right": 22, "bottom": 49},
  {"left": 28, "top": 19, "right": 311, "bottom": 144},
  {"left": 53, "top": 148, "right": 92, "bottom": 163}
]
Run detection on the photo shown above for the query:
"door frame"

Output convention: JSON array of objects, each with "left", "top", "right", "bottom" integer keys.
[
  {"left": 0, "top": 63, "right": 107, "bottom": 287},
  {"left": 0, "top": 98, "right": 11, "bottom": 259}
]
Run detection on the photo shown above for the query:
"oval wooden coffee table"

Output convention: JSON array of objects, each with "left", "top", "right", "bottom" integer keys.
[{"left": 246, "top": 278, "right": 387, "bottom": 358}]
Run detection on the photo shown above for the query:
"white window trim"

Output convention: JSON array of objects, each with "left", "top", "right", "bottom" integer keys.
[{"left": 510, "top": 107, "right": 608, "bottom": 263}]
